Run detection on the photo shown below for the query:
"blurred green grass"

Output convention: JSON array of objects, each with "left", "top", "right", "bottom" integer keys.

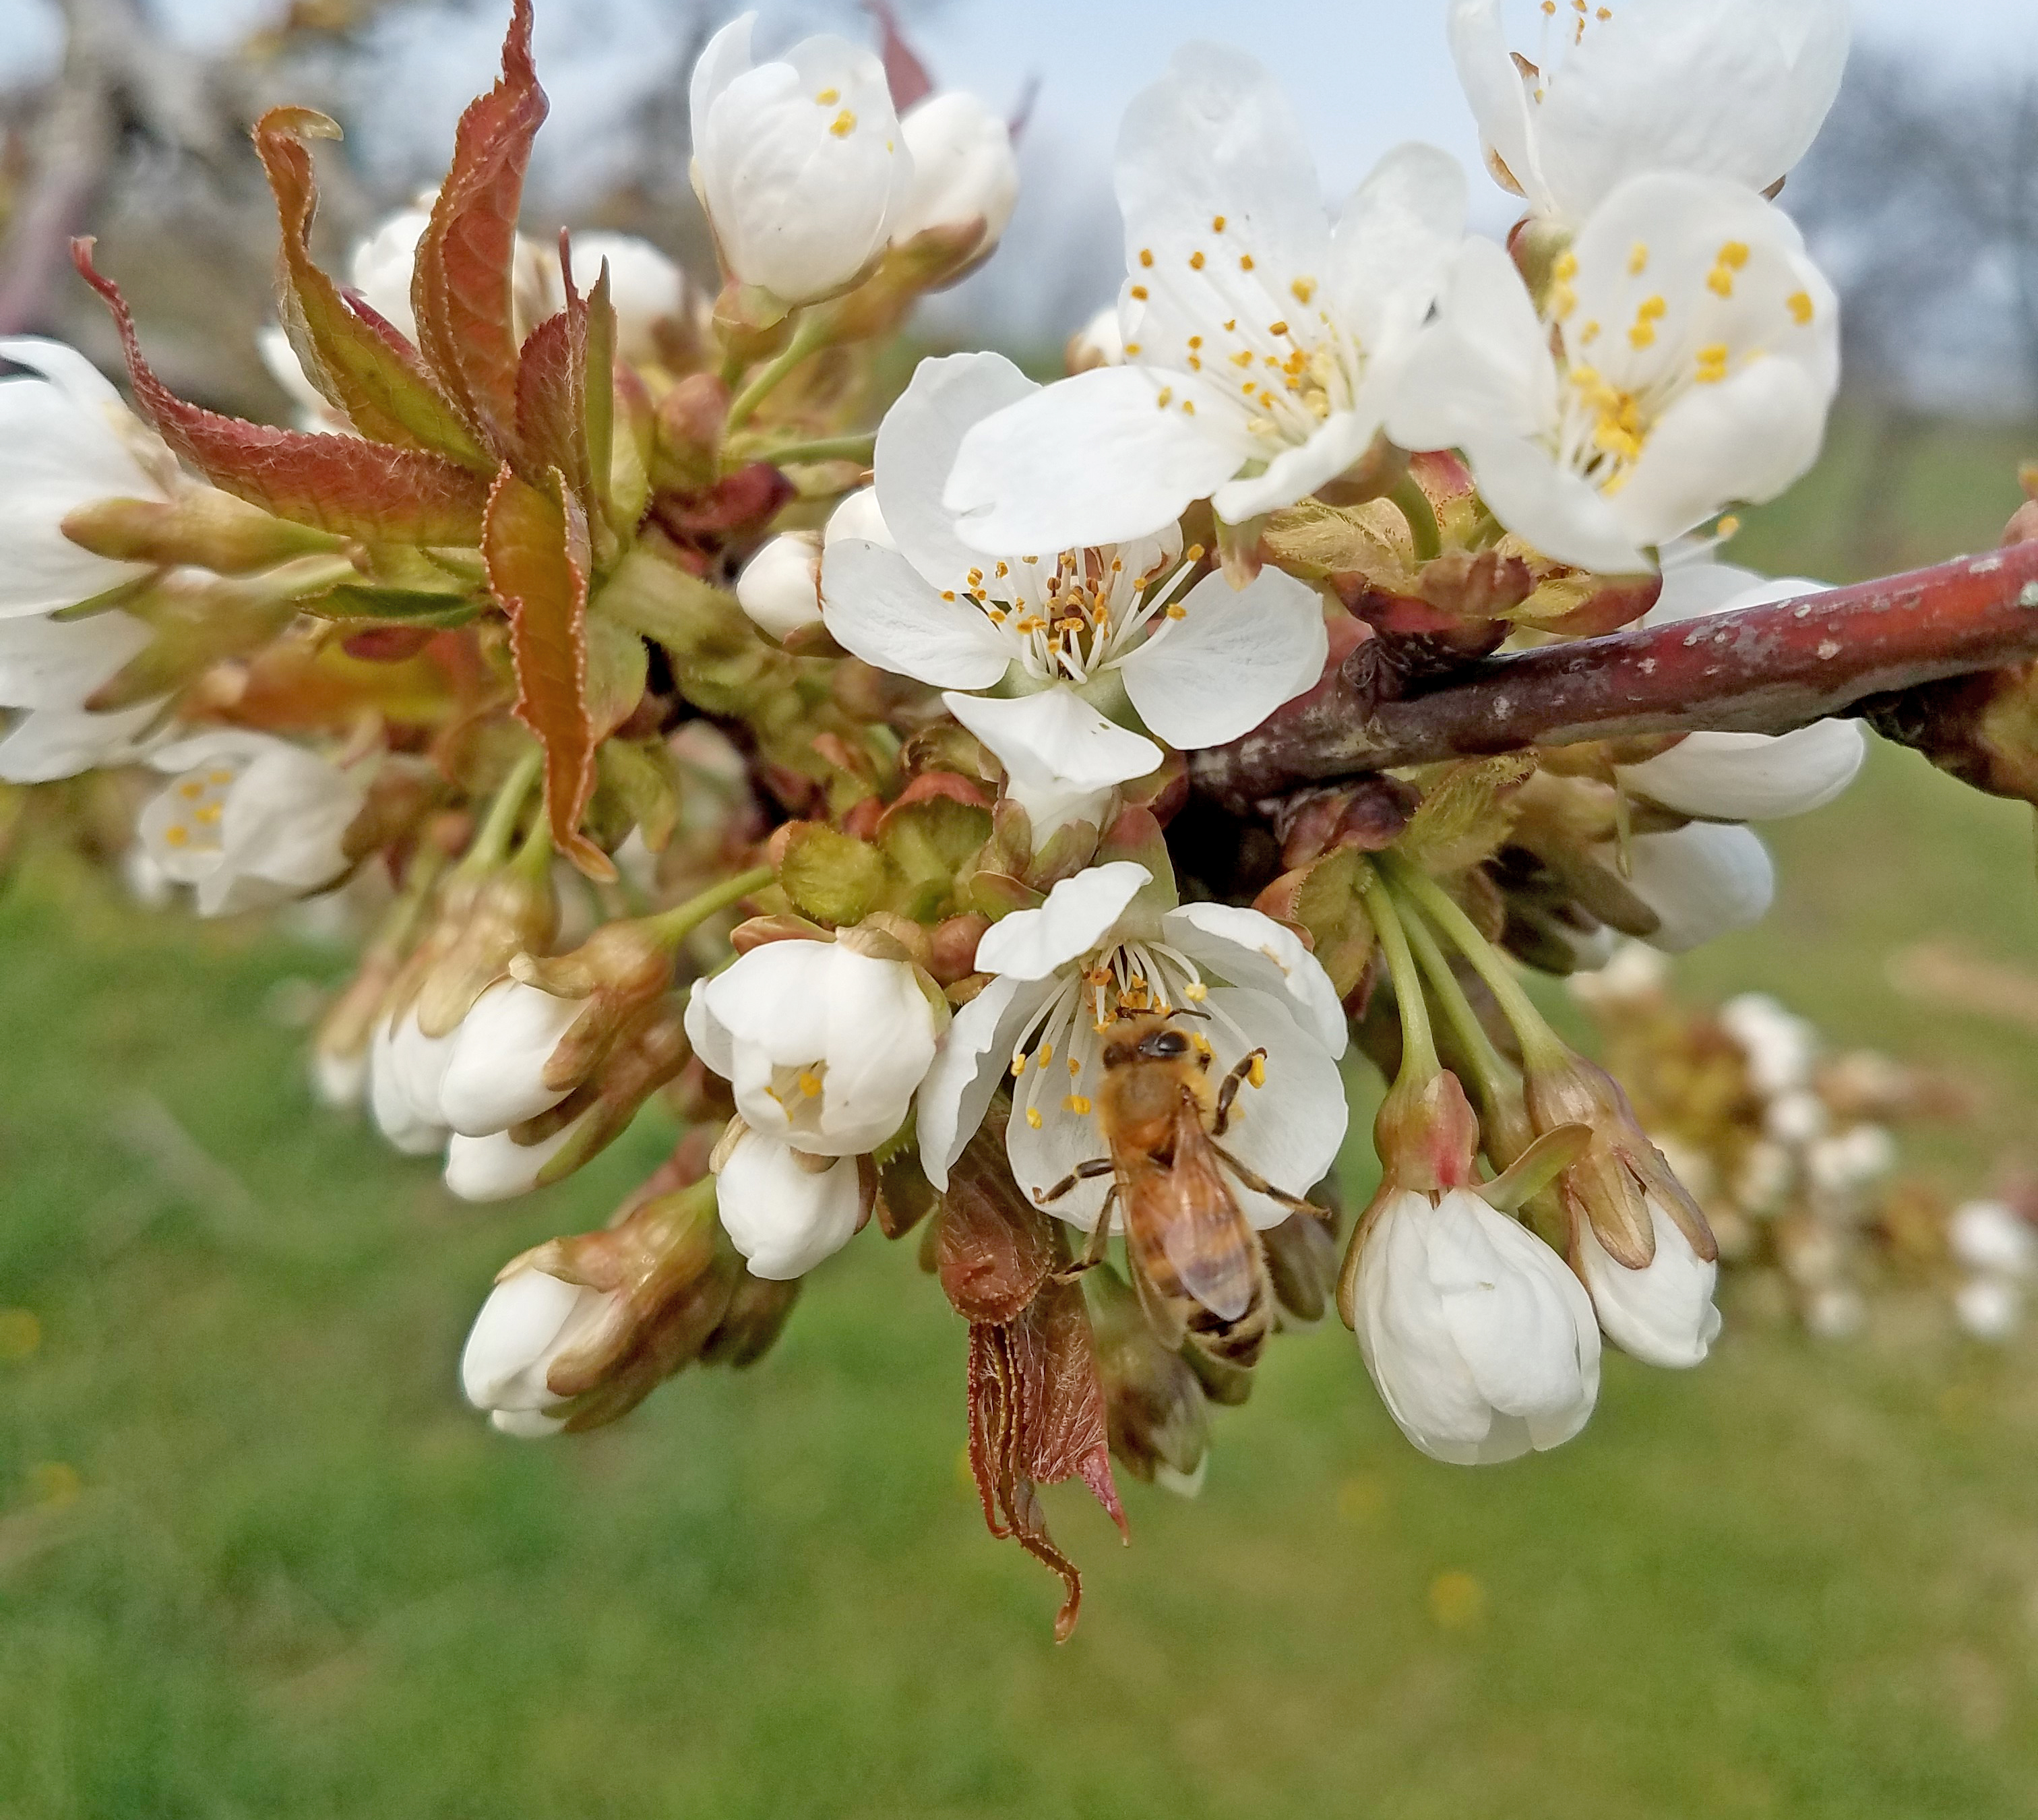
[{"left": 5, "top": 421, "right": 2038, "bottom": 1818}]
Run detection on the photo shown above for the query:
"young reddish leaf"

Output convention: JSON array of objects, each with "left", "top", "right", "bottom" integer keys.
[
  {"left": 866, "top": 0, "right": 934, "bottom": 109},
  {"left": 412, "top": 0, "right": 547, "bottom": 453},
  {"left": 936, "top": 1121, "right": 1055, "bottom": 1325},
  {"left": 252, "top": 107, "right": 492, "bottom": 468},
  {"left": 482, "top": 466, "right": 615, "bottom": 879},
  {"left": 73, "top": 242, "right": 491, "bottom": 545}
]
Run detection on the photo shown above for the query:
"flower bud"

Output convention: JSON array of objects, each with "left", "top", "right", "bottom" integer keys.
[
  {"left": 1084, "top": 1263, "right": 1211, "bottom": 1496},
  {"left": 890, "top": 92, "right": 1018, "bottom": 261},
  {"left": 699, "top": 1267, "right": 803, "bottom": 1367},
  {"left": 735, "top": 530, "right": 824, "bottom": 640},
  {"left": 1065, "top": 305, "right": 1124, "bottom": 374},
  {"left": 1352, "top": 1187, "right": 1601, "bottom": 1465},
  {"left": 1524, "top": 1050, "right": 1715, "bottom": 1273},
  {"left": 1262, "top": 1208, "right": 1339, "bottom": 1329},
  {"left": 437, "top": 978, "right": 585, "bottom": 1136},
  {"left": 710, "top": 1122, "right": 865, "bottom": 1279},
  {"left": 689, "top": 15, "right": 913, "bottom": 308},
  {"left": 59, "top": 489, "right": 346, "bottom": 576},
  {"left": 824, "top": 484, "right": 892, "bottom": 549},
  {"left": 565, "top": 232, "right": 691, "bottom": 367},
  {"left": 1572, "top": 1196, "right": 1722, "bottom": 1368},
  {"left": 368, "top": 1014, "right": 450, "bottom": 1153},
  {"left": 444, "top": 1113, "right": 590, "bottom": 1203},
  {"left": 461, "top": 1265, "right": 609, "bottom": 1435}
]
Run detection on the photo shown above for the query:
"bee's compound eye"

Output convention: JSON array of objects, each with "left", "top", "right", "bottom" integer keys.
[{"left": 1141, "top": 1030, "right": 1190, "bottom": 1060}]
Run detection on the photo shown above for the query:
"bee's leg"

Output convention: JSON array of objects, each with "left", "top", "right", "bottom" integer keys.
[
  {"left": 1212, "top": 1143, "right": 1319, "bottom": 1215},
  {"left": 1211, "top": 1049, "right": 1268, "bottom": 1136},
  {"left": 1034, "top": 1156, "right": 1115, "bottom": 1205},
  {"left": 1053, "top": 1186, "right": 1119, "bottom": 1283}
]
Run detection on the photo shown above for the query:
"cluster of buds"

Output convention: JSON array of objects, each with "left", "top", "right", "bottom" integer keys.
[{"left": 11, "top": 0, "right": 2038, "bottom": 1635}]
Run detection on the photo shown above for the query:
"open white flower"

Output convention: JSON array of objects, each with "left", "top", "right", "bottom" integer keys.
[
  {"left": 1719, "top": 991, "right": 1816, "bottom": 1095},
  {"left": 824, "top": 351, "right": 1328, "bottom": 841},
  {"left": 1573, "top": 1194, "right": 1721, "bottom": 1367},
  {"left": 0, "top": 609, "right": 160, "bottom": 782},
  {"left": 689, "top": 13, "right": 914, "bottom": 308},
  {"left": 1615, "top": 553, "right": 1864, "bottom": 820},
  {"left": 461, "top": 1264, "right": 609, "bottom": 1436},
  {"left": 1611, "top": 821, "right": 1774, "bottom": 954},
  {"left": 1354, "top": 1186, "right": 1601, "bottom": 1464},
  {"left": 685, "top": 936, "right": 939, "bottom": 1159},
  {"left": 891, "top": 92, "right": 1018, "bottom": 260},
  {"left": 1, "top": 337, "right": 173, "bottom": 620},
  {"left": 941, "top": 47, "right": 1466, "bottom": 551},
  {"left": 437, "top": 978, "right": 584, "bottom": 1138},
  {"left": 914, "top": 859, "right": 1349, "bottom": 1230},
  {"left": 713, "top": 1126, "right": 864, "bottom": 1279},
  {"left": 136, "top": 730, "right": 366, "bottom": 917},
  {"left": 1388, "top": 174, "right": 1839, "bottom": 574},
  {"left": 1448, "top": 0, "right": 1851, "bottom": 228}
]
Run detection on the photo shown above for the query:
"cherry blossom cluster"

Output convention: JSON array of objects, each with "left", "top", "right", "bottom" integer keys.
[{"left": 5, "top": 0, "right": 1978, "bottom": 1632}]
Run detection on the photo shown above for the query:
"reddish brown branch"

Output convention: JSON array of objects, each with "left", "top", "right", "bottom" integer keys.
[{"left": 1191, "top": 541, "right": 2038, "bottom": 812}]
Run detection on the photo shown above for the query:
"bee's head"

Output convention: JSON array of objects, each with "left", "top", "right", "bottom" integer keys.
[{"left": 1102, "top": 1014, "right": 1192, "bottom": 1068}]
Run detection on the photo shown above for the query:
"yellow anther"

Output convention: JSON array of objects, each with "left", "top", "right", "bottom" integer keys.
[
  {"left": 1239, "top": 253, "right": 1255, "bottom": 272},
  {"left": 1165, "top": 603, "right": 1187, "bottom": 619},
  {"left": 1155, "top": 387, "right": 1173, "bottom": 409},
  {"left": 1579, "top": 319, "right": 1601, "bottom": 346},
  {"left": 1230, "top": 349, "right": 1254, "bottom": 368},
  {"left": 1184, "top": 981, "right": 1208, "bottom": 1002},
  {"left": 1188, "top": 250, "right": 1206, "bottom": 270},
  {"left": 1037, "top": 1043, "right": 1053, "bottom": 1068},
  {"left": 815, "top": 87, "right": 840, "bottom": 104},
  {"left": 177, "top": 780, "right": 204, "bottom": 800},
  {"left": 1130, "top": 284, "right": 1148, "bottom": 301},
  {"left": 1068, "top": 1056, "right": 1081, "bottom": 1076},
  {"left": 1268, "top": 319, "right": 1289, "bottom": 336},
  {"left": 1291, "top": 276, "right": 1317, "bottom": 305},
  {"left": 829, "top": 109, "right": 857, "bottom": 138},
  {"left": 1182, "top": 400, "right": 1196, "bottom": 415},
  {"left": 1637, "top": 295, "right": 1667, "bottom": 320},
  {"left": 1026, "top": 1107, "right": 1043, "bottom": 1129},
  {"left": 1184, "top": 544, "right": 1206, "bottom": 562},
  {"left": 1787, "top": 290, "right": 1815, "bottom": 326},
  {"left": 208, "top": 770, "right": 236, "bottom": 785},
  {"left": 192, "top": 803, "right": 220, "bottom": 826},
  {"left": 798, "top": 1070, "right": 822, "bottom": 1098},
  {"left": 1247, "top": 1055, "right": 1267, "bottom": 1088},
  {"left": 164, "top": 824, "right": 189, "bottom": 847},
  {"left": 1716, "top": 514, "right": 1741, "bottom": 539},
  {"left": 1012, "top": 1054, "right": 1028, "bottom": 1078},
  {"left": 1706, "top": 266, "right": 1735, "bottom": 298},
  {"left": 1553, "top": 251, "right": 1579, "bottom": 282},
  {"left": 1064, "top": 1095, "right": 1093, "bottom": 1116},
  {"left": 1627, "top": 241, "right": 1648, "bottom": 276},
  {"left": 1139, "top": 248, "right": 1154, "bottom": 268},
  {"left": 1694, "top": 342, "right": 1729, "bottom": 384},
  {"left": 1718, "top": 241, "right": 1750, "bottom": 270},
  {"left": 1124, "top": 342, "right": 1142, "bottom": 356},
  {"left": 1211, "top": 214, "right": 1227, "bottom": 233}
]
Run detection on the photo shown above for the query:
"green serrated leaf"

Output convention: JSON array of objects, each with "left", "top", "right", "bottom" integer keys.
[
  {"left": 309, "top": 585, "right": 481, "bottom": 628},
  {"left": 594, "top": 740, "right": 679, "bottom": 852},
  {"left": 1398, "top": 753, "right": 1540, "bottom": 874}
]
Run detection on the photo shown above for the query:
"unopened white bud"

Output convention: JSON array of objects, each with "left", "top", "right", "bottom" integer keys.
[
  {"left": 460, "top": 1264, "right": 610, "bottom": 1436},
  {"left": 443, "top": 1116, "right": 588, "bottom": 1203},
  {"left": 438, "top": 978, "right": 584, "bottom": 1137},
  {"left": 891, "top": 92, "right": 1018, "bottom": 254},
  {"left": 735, "top": 530, "right": 824, "bottom": 639},
  {"left": 1066, "top": 305, "right": 1125, "bottom": 373},
  {"left": 713, "top": 1126, "right": 863, "bottom": 1279}
]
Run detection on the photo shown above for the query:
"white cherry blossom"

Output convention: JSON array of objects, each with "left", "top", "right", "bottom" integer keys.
[
  {"left": 1948, "top": 1201, "right": 2038, "bottom": 1281},
  {"left": 444, "top": 1115, "right": 590, "bottom": 1203},
  {"left": 689, "top": 13, "right": 914, "bottom": 308},
  {"left": 1389, "top": 173, "right": 1840, "bottom": 574},
  {"left": 136, "top": 730, "right": 366, "bottom": 917},
  {"left": 437, "top": 978, "right": 584, "bottom": 1137},
  {"left": 914, "top": 859, "right": 1349, "bottom": 1231},
  {"left": 1449, "top": 0, "right": 1851, "bottom": 227},
  {"left": 941, "top": 47, "right": 1466, "bottom": 551},
  {"left": 1355, "top": 1186, "right": 1601, "bottom": 1464},
  {"left": 368, "top": 1014, "right": 452, "bottom": 1155},
  {"left": 1573, "top": 1194, "right": 1721, "bottom": 1367},
  {"left": 823, "top": 352, "right": 1328, "bottom": 841},
  {"left": 712, "top": 1126, "right": 864, "bottom": 1279},
  {"left": 891, "top": 92, "right": 1019, "bottom": 259},
  {"left": 685, "top": 936, "right": 939, "bottom": 1159},
  {"left": 1611, "top": 821, "right": 1774, "bottom": 954}
]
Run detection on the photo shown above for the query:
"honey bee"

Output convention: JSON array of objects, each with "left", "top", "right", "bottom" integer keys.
[{"left": 1037, "top": 1013, "right": 1318, "bottom": 1372}]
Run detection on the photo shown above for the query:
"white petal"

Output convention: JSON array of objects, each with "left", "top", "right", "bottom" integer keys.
[
  {"left": 1386, "top": 237, "right": 1555, "bottom": 454},
  {"left": 0, "top": 702, "right": 159, "bottom": 782},
  {"left": 1329, "top": 142, "right": 1469, "bottom": 357},
  {"left": 942, "top": 687, "right": 1161, "bottom": 793},
  {"left": 735, "top": 530, "right": 823, "bottom": 640},
  {"left": 892, "top": 92, "right": 1019, "bottom": 247},
  {"left": 1576, "top": 1199, "right": 1721, "bottom": 1368},
  {"left": 1446, "top": 0, "right": 1544, "bottom": 207},
  {"left": 1115, "top": 564, "right": 1326, "bottom": 750},
  {"left": 1619, "top": 720, "right": 1863, "bottom": 822},
  {"left": 913, "top": 973, "right": 1043, "bottom": 1190},
  {"left": 369, "top": 1018, "right": 451, "bottom": 1155},
  {"left": 688, "top": 12, "right": 755, "bottom": 131},
  {"left": 1618, "top": 822, "right": 1774, "bottom": 952},
  {"left": 438, "top": 979, "right": 584, "bottom": 1136},
  {"left": 1211, "top": 408, "right": 1381, "bottom": 525},
  {"left": 974, "top": 861, "right": 1150, "bottom": 981},
  {"left": 816, "top": 949, "right": 938, "bottom": 1150},
  {"left": 565, "top": 233, "right": 687, "bottom": 366},
  {"left": 346, "top": 208, "right": 431, "bottom": 341},
  {"left": 715, "top": 1132, "right": 862, "bottom": 1279},
  {"left": 460, "top": 1268, "right": 592, "bottom": 1409},
  {"left": 1460, "top": 431, "right": 1651, "bottom": 574},
  {"left": 1192, "top": 985, "right": 1347, "bottom": 1227},
  {"left": 872, "top": 350, "right": 1038, "bottom": 590},
  {"left": 443, "top": 1120, "right": 583, "bottom": 1203},
  {"left": 820, "top": 539, "right": 1012, "bottom": 689},
  {"left": 944, "top": 364, "right": 1249, "bottom": 555},
  {"left": 0, "top": 608, "right": 148, "bottom": 708},
  {"left": 1160, "top": 902, "right": 1349, "bottom": 1055}
]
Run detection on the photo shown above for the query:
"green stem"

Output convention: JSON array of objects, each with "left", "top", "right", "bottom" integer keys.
[
  {"left": 1386, "top": 472, "right": 1442, "bottom": 564},
  {"left": 1382, "top": 855, "right": 1565, "bottom": 1070},
  {"left": 645, "top": 865, "right": 775, "bottom": 948},
  {"left": 740, "top": 431, "right": 876, "bottom": 468},
  {"left": 724, "top": 312, "right": 832, "bottom": 434},
  {"left": 1355, "top": 862, "right": 1439, "bottom": 1085},
  {"left": 510, "top": 805, "right": 554, "bottom": 880},
  {"left": 459, "top": 746, "right": 545, "bottom": 876},
  {"left": 1396, "top": 890, "right": 1519, "bottom": 1112}
]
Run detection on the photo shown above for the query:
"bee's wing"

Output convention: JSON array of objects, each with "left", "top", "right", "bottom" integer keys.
[{"left": 1127, "top": 1108, "right": 1258, "bottom": 1324}]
